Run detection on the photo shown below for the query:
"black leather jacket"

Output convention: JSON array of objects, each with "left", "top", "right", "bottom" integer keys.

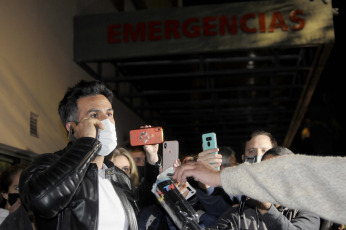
[{"left": 19, "top": 137, "right": 139, "bottom": 230}]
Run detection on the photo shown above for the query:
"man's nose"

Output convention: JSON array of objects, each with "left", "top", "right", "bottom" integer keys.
[{"left": 99, "top": 114, "right": 108, "bottom": 121}]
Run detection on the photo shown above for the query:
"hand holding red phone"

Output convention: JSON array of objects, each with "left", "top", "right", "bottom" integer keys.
[{"left": 137, "top": 125, "right": 160, "bottom": 165}]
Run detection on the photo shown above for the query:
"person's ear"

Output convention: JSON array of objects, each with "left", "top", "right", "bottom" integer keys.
[
  {"left": 65, "top": 122, "right": 72, "bottom": 132},
  {"left": 2, "top": 192, "right": 8, "bottom": 200}
]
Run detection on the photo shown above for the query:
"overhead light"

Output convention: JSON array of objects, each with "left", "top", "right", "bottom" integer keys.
[
  {"left": 246, "top": 60, "right": 255, "bottom": 69},
  {"left": 246, "top": 51, "right": 256, "bottom": 69}
]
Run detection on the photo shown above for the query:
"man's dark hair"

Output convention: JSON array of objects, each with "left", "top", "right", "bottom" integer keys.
[
  {"left": 58, "top": 80, "right": 114, "bottom": 126},
  {"left": 262, "top": 146, "right": 294, "bottom": 160},
  {"left": 243, "top": 129, "right": 278, "bottom": 153}
]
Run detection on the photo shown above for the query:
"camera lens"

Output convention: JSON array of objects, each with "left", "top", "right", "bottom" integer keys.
[{"left": 164, "top": 143, "right": 167, "bottom": 148}]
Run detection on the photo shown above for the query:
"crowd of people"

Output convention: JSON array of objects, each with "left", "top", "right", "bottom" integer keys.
[{"left": 0, "top": 80, "right": 344, "bottom": 230}]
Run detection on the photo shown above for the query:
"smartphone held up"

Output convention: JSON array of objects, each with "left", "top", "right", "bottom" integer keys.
[
  {"left": 129, "top": 126, "right": 164, "bottom": 146},
  {"left": 162, "top": 140, "right": 179, "bottom": 171},
  {"left": 202, "top": 132, "right": 220, "bottom": 170}
]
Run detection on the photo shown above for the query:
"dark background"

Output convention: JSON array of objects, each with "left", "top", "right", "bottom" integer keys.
[{"left": 290, "top": 0, "right": 345, "bottom": 157}]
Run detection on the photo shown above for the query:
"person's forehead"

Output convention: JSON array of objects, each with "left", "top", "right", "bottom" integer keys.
[
  {"left": 246, "top": 134, "right": 272, "bottom": 148},
  {"left": 11, "top": 170, "right": 22, "bottom": 183},
  {"left": 77, "top": 95, "right": 112, "bottom": 112},
  {"left": 131, "top": 150, "right": 145, "bottom": 157},
  {"left": 114, "top": 155, "right": 130, "bottom": 165}
]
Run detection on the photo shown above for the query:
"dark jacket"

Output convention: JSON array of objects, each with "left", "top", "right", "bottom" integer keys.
[
  {"left": 134, "top": 160, "right": 161, "bottom": 210},
  {"left": 0, "top": 205, "right": 33, "bottom": 230},
  {"left": 19, "top": 137, "right": 138, "bottom": 230},
  {"left": 209, "top": 202, "right": 320, "bottom": 230}
]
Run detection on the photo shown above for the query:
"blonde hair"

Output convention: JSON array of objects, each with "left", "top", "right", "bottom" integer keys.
[{"left": 107, "top": 147, "right": 140, "bottom": 188}]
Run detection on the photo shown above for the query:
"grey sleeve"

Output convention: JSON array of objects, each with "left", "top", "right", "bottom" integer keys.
[
  {"left": 220, "top": 154, "right": 346, "bottom": 224},
  {"left": 261, "top": 206, "right": 320, "bottom": 230}
]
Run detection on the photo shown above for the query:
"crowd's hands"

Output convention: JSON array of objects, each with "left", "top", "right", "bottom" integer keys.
[
  {"left": 195, "top": 148, "right": 222, "bottom": 189},
  {"left": 173, "top": 161, "right": 222, "bottom": 187},
  {"left": 173, "top": 159, "right": 182, "bottom": 169},
  {"left": 197, "top": 148, "right": 222, "bottom": 170},
  {"left": 68, "top": 117, "right": 104, "bottom": 139},
  {"left": 141, "top": 125, "right": 159, "bottom": 165}
]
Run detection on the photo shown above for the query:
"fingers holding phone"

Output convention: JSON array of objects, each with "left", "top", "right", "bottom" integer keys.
[
  {"left": 197, "top": 148, "right": 222, "bottom": 166},
  {"left": 68, "top": 118, "right": 103, "bottom": 141},
  {"left": 131, "top": 125, "right": 161, "bottom": 164}
]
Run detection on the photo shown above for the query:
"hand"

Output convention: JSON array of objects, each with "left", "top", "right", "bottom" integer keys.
[
  {"left": 197, "top": 148, "right": 222, "bottom": 169},
  {"left": 141, "top": 125, "right": 159, "bottom": 165},
  {"left": 143, "top": 144, "right": 159, "bottom": 165},
  {"left": 69, "top": 118, "right": 103, "bottom": 139},
  {"left": 173, "top": 159, "right": 181, "bottom": 170},
  {"left": 173, "top": 161, "right": 221, "bottom": 187}
]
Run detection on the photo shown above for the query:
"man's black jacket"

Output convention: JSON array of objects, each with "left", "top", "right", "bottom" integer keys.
[{"left": 19, "top": 137, "right": 138, "bottom": 230}]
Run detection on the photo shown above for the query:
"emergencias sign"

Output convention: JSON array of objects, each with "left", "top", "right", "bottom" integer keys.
[{"left": 74, "top": 0, "right": 334, "bottom": 61}]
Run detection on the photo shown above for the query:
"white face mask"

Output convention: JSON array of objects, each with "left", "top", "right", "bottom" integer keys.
[{"left": 98, "top": 119, "right": 117, "bottom": 156}]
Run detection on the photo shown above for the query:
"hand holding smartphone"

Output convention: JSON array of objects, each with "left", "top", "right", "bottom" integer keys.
[
  {"left": 68, "top": 122, "right": 100, "bottom": 141},
  {"left": 202, "top": 132, "right": 220, "bottom": 170}
]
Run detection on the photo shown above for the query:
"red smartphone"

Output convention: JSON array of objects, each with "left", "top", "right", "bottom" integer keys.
[{"left": 129, "top": 127, "right": 164, "bottom": 146}]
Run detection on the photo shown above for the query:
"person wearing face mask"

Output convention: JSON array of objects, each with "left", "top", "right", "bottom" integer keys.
[
  {"left": 0, "top": 164, "right": 33, "bottom": 230},
  {"left": 106, "top": 146, "right": 160, "bottom": 210},
  {"left": 0, "top": 164, "right": 26, "bottom": 223},
  {"left": 19, "top": 80, "right": 160, "bottom": 230},
  {"left": 127, "top": 146, "right": 147, "bottom": 184},
  {"left": 107, "top": 147, "right": 141, "bottom": 188}
]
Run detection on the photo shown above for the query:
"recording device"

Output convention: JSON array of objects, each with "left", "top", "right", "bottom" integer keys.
[
  {"left": 68, "top": 127, "right": 76, "bottom": 142},
  {"left": 152, "top": 177, "right": 200, "bottom": 230},
  {"left": 158, "top": 167, "right": 196, "bottom": 200},
  {"left": 202, "top": 132, "right": 220, "bottom": 170},
  {"left": 202, "top": 132, "right": 218, "bottom": 153},
  {"left": 129, "top": 127, "right": 164, "bottom": 146},
  {"left": 162, "top": 140, "right": 179, "bottom": 171}
]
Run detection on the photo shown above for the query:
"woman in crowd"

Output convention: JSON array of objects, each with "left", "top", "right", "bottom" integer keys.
[
  {"left": 0, "top": 164, "right": 27, "bottom": 223},
  {"left": 107, "top": 147, "right": 140, "bottom": 188},
  {"left": 0, "top": 163, "right": 33, "bottom": 230}
]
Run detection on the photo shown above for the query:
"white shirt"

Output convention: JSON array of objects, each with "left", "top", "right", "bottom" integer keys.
[
  {"left": 98, "top": 165, "right": 128, "bottom": 230},
  {"left": 0, "top": 208, "right": 9, "bottom": 225}
]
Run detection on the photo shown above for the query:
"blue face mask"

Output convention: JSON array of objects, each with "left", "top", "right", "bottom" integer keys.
[{"left": 7, "top": 193, "right": 20, "bottom": 206}]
